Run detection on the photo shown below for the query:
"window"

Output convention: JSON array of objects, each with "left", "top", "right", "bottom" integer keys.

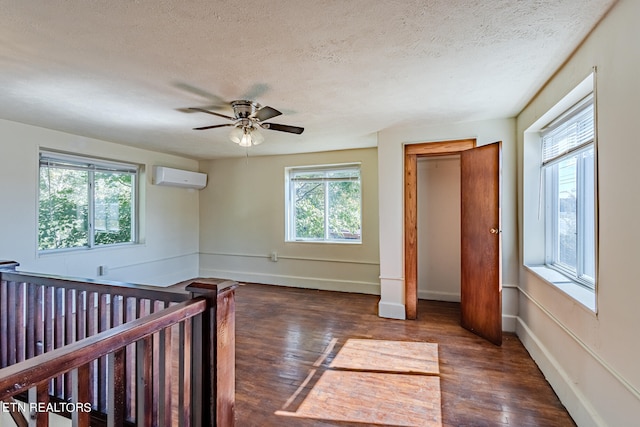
[
  {"left": 542, "top": 95, "right": 596, "bottom": 288},
  {"left": 285, "top": 164, "right": 361, "bottom": 243},
  {"left": 38, "top": 151, "right": 138, "bottom": 251}
]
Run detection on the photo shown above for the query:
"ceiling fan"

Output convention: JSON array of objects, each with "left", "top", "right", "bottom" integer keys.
[{"left": 189, "top": 100, "right": 304, "bottom": 147}]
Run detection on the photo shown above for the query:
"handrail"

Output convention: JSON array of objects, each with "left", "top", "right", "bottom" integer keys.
[
  {"left": 0, "top": 267, "right": 189, "bottom": 303},
  {"left": 0, "top": 261, "right": 193, "bottom": 411},
  {"left": 0, "top": 297, "right": 207, "bottom": 399}
]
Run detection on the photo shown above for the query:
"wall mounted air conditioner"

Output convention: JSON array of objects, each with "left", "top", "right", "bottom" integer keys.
[{"left": 153, "top": 166, "right": 207, "bottom": 189}]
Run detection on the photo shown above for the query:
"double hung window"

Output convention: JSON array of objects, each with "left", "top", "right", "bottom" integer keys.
[
  {"left": 285, "top": 164, "right": 362, "bottom": 243},
  {"left": 38, "top": 151, "right": 138, "bottom": 251},
  {"left": 542, "top": 95, "right": 596, "bottom": 288}
]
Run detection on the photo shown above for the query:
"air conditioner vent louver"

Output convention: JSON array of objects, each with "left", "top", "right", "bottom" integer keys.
[{"left": 153, "top": 166, "right": 207, "bottom": 189}]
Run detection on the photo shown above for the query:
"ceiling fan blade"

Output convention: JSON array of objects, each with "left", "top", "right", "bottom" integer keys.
[
  {"left": 255, "top": 106, "right": 282, "bottom": 122},
  {"left": 173, "top": 82, "right": 228, "bottom": 107},
  {"left": 263, "top": 122, "right": 304, "bottom": 134},
  {"left": 189, "top": 107, "right": 235, "bottom": 121},
  {"left": 193, "top": 124, "right": 235, "bottom": 130},
  {"left": 241, "top": 83, "right": 270, "bottom": 101},
  {"left": 177, "top": 103, "right": 227, "bottom": 113}
]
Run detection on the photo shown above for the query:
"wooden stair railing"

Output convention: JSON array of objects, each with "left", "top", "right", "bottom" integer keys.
[
  {"left": 0, "top": 297, "right": 205, "bottom": 426},
  {"left": 0, "top": 261, "right": 237, "bottom": 426}
]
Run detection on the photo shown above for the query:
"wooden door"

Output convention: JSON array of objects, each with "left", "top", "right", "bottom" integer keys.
[{"left": 460, "top": 142, "right": 502, "bottom": 345}]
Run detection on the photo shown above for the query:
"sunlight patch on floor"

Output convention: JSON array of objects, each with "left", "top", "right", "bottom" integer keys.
[
  {"left": 276, "top": 339, "right": 442, "bottom": 427},
  {"left": 277, "top": 370, "right": 441, "bottom": 426}
]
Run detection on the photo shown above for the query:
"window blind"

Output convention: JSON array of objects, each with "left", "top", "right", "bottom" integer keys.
[
  {"left": 289, "top": 164, "right": 360, "bottom": 182},
  {"left": 541, "top": 95, "right": 594, "bottom": 165},
  {"left": 39, "top": 151, "right": 138, "bottom": 174}
]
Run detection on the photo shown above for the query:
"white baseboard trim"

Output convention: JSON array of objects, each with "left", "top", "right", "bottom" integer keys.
[
  {"left": 378, "top": 301, "right": 406, "bottom": 319},
  {"left": 502, "top": 314, "right": 517, "bottom": 333},
  {"left": 516, "top": 317, "right": 605, "bottom": 427},
  {"left": 199, "top": 268, "right": 380, "bottom": 295}
]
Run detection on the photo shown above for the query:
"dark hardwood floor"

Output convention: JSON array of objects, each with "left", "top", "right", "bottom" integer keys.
[{"left": 233, "top": 283, "right": 576, "bottom": 427}]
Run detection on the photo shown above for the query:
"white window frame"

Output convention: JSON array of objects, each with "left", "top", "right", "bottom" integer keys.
[
  {"left": 38, "top": 150, "right": 138, "bottom": 252},
  {"left": 541, "top": 94, "right": 596, "bottom": 290},
  {"left": 285, "top": 163, "right": 362, "bottom": 243},
  {"left": 523, "top": 71, "right": 598, "bottom": 311}
]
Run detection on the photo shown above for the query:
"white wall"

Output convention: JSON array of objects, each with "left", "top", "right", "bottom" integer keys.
[
  {"left": 377, "top": 118, "right": 518, "bottom": 329},
  {"left": 516, "top": 1, "right": 640, "bottom": 425},
  {"left": 417, "top": 156, "right": 461, "bottom": 302},
  {"left": 198, "top": 148, "right": 380, "bottom": 294},
  {"left": 0, "top": 119, "right": 200, "bottom": 286}
]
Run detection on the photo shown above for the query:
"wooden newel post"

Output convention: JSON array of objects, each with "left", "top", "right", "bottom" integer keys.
[{"left": 186, "top": 280, "right": 238, "bottom": 427}]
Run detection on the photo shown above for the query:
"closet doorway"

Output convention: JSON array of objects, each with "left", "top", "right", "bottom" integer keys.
[
  {"left": 417, "top": 155, "right": 462, "bottom": 303},
  {"left": 404, "top": 139, "right": 502, "bottom": 345}
]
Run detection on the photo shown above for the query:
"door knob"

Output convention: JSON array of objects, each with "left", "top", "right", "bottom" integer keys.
[{"left": 490, "top": 228, "right": 500, "bottom": 234}]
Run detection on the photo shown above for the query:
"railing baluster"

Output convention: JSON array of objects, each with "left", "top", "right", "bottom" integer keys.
[
  {"left": 27, "top": 283, "right": 37, "bottom": 359},
  {"left": 86, "top": 291, "right": 97, "bottom": 409},
  {"left": 36, "top": 381, "right": 50, "bottom": 427},
  {"left": 54, "top": 287, "right": 64, "bottom": 398},
  {"left": 125, "top": 296, "right": 137, "bottom": 421},
  {"left": 158, "top": 310, "right": 172, "bottom": 427},
  {"left": 137, "top": 335, "right": 153, "bottom": 427},
  {"left": 72, "top": 363, "right": 91, "bottom": 426},
  {"left": 16, "top": 282, "right": 26, "bottom": 363},
  {"left": 64, "top": 288, "right": 75, "bottom": 400},
  {"left": 98, "top": 293, "right": 109, "bottom": 412},
  {"left": 111, "top": 295, "right": 123, "bottom": 328},
  {"left": 44, "top": 286, "right": 54, "bottom": 396},
  {"left": 0, "top": 280, "right": 8, "bottom": 367},
  {"left": 44, "top": 286, "right": 53, "bottom": 354},
  {"left": 35, "top": 285, "right": 44, "bottom": 357},
  {"left": 86, "top": 291, "right": 96, "bottom": 339},
  {"left": 107, "top": 348, "right": 126, "bottom": 427},
  {"left": 135, "top": 298, "right": 149, "bottom": 423},
  {"left": 152, "top": 300, "right": 163, "bottom": 426},
  {"left": 7, "top": 281, "right": 17, "bottom": 366},
  {"left": 76, "top": 290, "right": 86, "bottom": 341},
  {"left": 178, "top": 321, "right": 185, "bottom": 427},
  {"left": 181, "top": 317, "right": 192, "bottom": 427},
  {"left": 191, "top": 306, "right": 204, "bottom": 426}
]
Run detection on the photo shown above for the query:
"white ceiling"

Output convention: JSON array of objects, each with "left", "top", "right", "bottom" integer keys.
[{"left": 1, "top": 0, "right": 616, "bottom": 159}]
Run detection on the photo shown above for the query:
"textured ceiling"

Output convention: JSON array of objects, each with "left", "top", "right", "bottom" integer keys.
[{"left": 0, "top": 0, "right": 616, "bottom": 159}]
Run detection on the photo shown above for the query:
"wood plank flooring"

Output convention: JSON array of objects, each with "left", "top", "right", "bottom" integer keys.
[{"left": 233, "top": 283, "right": 576, "bottom": 427}]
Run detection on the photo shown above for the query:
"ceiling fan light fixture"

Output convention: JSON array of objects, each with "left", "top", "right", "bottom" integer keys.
[
  {"left": 238, "top": 129, "right": 252, "bottom": 148},
  {"left": 191, "top": 100, "right": 303, "bottom": 147},
  {"left": 229, "top": 126, "right": 244, "bottom": 144},
  {"left": 230, "top": 126, "right": 264, "bottom": 147},
  {"left": 251, "top": 127, "right": 264, "bottom": 145}
]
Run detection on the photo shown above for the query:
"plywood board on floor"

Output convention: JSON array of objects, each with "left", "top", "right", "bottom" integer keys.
[{"left": 330, "top": 339, "right": 440, "bottom": 375}]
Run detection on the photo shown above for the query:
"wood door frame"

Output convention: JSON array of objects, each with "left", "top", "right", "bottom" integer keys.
[{"left": 404, "top": 138, "right": 476, "bottom": 320}]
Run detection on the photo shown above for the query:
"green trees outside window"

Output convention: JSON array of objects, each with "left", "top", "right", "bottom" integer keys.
[
  {"left": 38, "top": 152, "right": 136, "bottom": 251},
  {"left": 287, "top": 165, "right": 361, "bottom": 242}
]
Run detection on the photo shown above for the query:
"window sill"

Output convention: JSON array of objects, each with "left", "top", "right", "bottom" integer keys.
[
  {"left": 525, "top": 264, "right": 596, "bottom": 313},
  {"left": 38, "top": 242, "right": 140, "bottom": 256},
  {"left": 285, "top": 239, "right": 362, "bottom": 245}
]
